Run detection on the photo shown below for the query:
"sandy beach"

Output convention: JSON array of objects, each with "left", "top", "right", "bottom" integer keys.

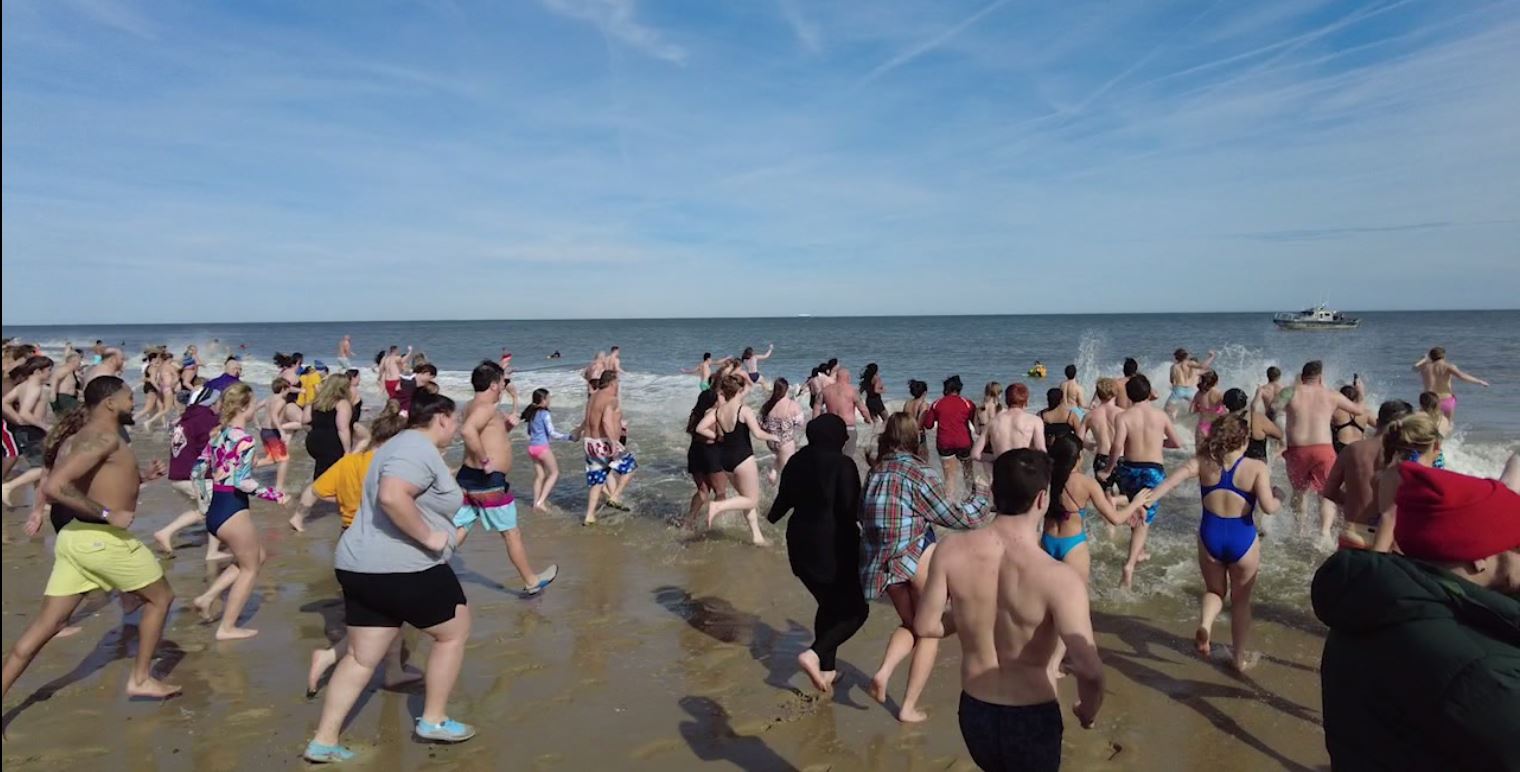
[{"left": 2, "top": 432, "right": 1331, "bottom": 771}]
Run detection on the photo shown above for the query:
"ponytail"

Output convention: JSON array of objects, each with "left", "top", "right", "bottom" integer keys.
[{"left": 1046, "top": 433, "right": 1083, "bottom": 513}]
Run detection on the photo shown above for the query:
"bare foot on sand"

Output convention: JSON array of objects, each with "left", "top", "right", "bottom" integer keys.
[
  {"left": 1138, "top": 550, "right": 1152, "bottom": 563},
  {"left": 308, "top": 648, "right": 338, "bottom": 695},
  {"left": 153, "top": 531, "right": 175, "bottom": 555},
  {"left": 705, "top": 502, "right": 720, "bottom": 529},
  {"left": 1195, "top": 626, "right": 1212, "bottom": 659},
  {"left": 898, "top": 704, "right": 928, "bottom": 723},
  {"left": 751, "top": 535, "right": 771, "bottom": 548},
  {"left": 191, "top": 596, "right": 217, "bottom": 622},
  {"left": 126, "top": 676, "right": 182, "bottom": 699},
  {"left": 1230, "top": 651, "right": 1261, "bottom": 673},
  {"left": 797, "top": 650, "right": 832, "bottom": 693},
  {"left": 384, "top": 665, "right": 424, "bottom": 689},
  {"left": 1120, "top": 564, "right": 1135, "bottom": 590},
  {"left": 215, "top": 626, "right": 259, "bottom": 641},
  {"left": 288, "top": 514, "right": 305, "bottom": 533},
  {"left": 868, "top": 672, "right": 890, "bottom": 704}
]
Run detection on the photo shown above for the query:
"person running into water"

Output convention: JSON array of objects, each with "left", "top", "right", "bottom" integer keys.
[
  {"left": 815, "top": 367, "right": 874, "bottom": 459},
  {"left": 1412, "top": 346, "right": 1488, "bottom": 420},
  {"left": 766, "top": 414, "right": 868, "bottom": 694},
  {"left": 1059, "top": 364, "right": 1085, "bottom": 416},
  {"left": 1331, "top": 377, "right": 1370, "bottom": 455},
  {"left": 920, "top": 375, "right": 977, "bottom": 501},
  {"left": 1150, "top": 413, "right": 1282, "bottom": 672},
  {"left": 1418, "top": 391, "right": 1454, "bottom": 439},
  {"left": 1081, "top": 378, "right": 1123, "bottom": 493},
  {"left": 456, "top": 361, "right": 558, "bottom": 595},
  {"left": 2, "top": 376, "right": 182, "bottom": 703},
  {"left": 683, "top": 352, "right": 728, "bottom": 392},
  {"left": 1284, "top": 360, "right": 1368, "bottom": 540},
  {"left": 1369, "top": 412, "right": 1447, "bottom": 552},
  {"left": 49, "top": 351, "right": 83, "bottom": 416},
  {"left": 304, "top": 391, "right": 478, "bottom": 762},
  {"left": 1190, "top": 370, "right": 1226, "bottom": 441},
  {"left": 975, "top": 381, "right": 1002, "bottom": 452},
  {"left": 682, "top": 388, "right": 727, "bottom": 528},
  {"left": 1039, "top": 386, "right": 1081, "bottom": 450},
  {"left": 1104, "top": 374, "right": 1184, "bottom": 589},
  {"left": 336, "top": 335, "right": 353, "bottom": 371},
  {"left": 902, "top": 380, "right": 929, "bottom": 425},
  {"left": 1251, "top": 366, "right": 1285, "bottom": 417},
  {"left": 581, "top": 370, "right": 636, "bottom": 522},
  {"left": 1113, "top": 357, "right": 1141, "bottom": 408},
  {"left": 191, "top": 383, "right": 287, "bottom": 640},
  {"left": 304, "top": 374, "right": 354, "bottom": 481},
  {"left": 1167, "top": 348, "right": 1217, "bottom": 419},
  {"left": 152, "top": 385, "right": 228, "bottom": 560},
  {"left": 1232, "top": 388, "right": 1283, "bottom": 463},
  {"left": 1, "top": 356, "right": 53, "bottom": 508},
  {"left": 914, "top": 449, "right": 1104, "bottom": 772},
  {"left": 257, "top": 378, "right": 301, "bottom": 494},
  {"left": 522, "top": 388, "right": 574, "bottom": 512},
  {"left": 1042, "top": 434, "right": 1152, "bottom": 582},
  {"left": 970, "top": 383, "right": 1047, "bottom": 467},
  {"left": 806, "top": 361, "right": 836, "bottom": 412},
  {"left": 859, "top": 363, "right": 888, "bottom": 429},
  {"left": 1323, "top": 400, "right": 1413, "bottom": 551},
  {"left": 761, "top": 378, "right": 804, "bottom": 484},
  {"left": 701, "top": 374, "right": 780, "bottom": 546},
  {"left": 860, "top": 413, "right": 992, "bottom": 723},
  {"left": 739, "top": 344, "right": 774, "bottom": 387}
]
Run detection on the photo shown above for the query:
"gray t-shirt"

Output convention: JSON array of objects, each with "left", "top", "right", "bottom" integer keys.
[{"left": 334, "top": 430, "right": 463, "bottom": 574}]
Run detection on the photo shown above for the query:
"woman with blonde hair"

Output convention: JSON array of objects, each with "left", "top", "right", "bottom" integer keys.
[
  {"left": 191, "top": 383, "right": 287, "bottom": 640},
  {"left": 304, "top": 373, "right": 353, "bottom": 480},
  {"left": 1371, "top": 411, "right": 1445, "bottom": 552},
  {"left": 1150, "top": 412, "right": 1281, "bottom": 672}
]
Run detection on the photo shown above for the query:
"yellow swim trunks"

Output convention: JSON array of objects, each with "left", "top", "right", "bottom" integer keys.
[{"left": 44, "top": 521, "right": 163, "bottom": 597}]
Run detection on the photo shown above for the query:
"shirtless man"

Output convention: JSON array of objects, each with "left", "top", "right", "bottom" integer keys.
[
  {"left": 3, "top": 375, "right": 180, "bottom": 701},
  {"left": 1166, "top": 348, "right": 1217, "bottom": 419},
  {"left": 806, "top": 360, "right": 837, "bottom": 410},
  {"left": 379, "top": 345, "right": 410, "bottom": 400},
  {"left": 50, "top": 352, "right": 84, "bottom": 415},
  {"left": 1081, "top": 378, "right": 1122, "bottom": 494},
  {"left": 1113, "top": 358, "right": 1140, "bottom": 409},
  {"left": 969, "top": 383, "right": 1047, "bottom": 464},
  {"left": 684, "top": 352, "right": 731, "bottom": 392},
  {"left": 1324, "top": 400, "right": 1413, "bottom": 551},
  {"left": 455, "top": 360, "right": 557, "bottom": 595},
  {"left": 1104, "top": 375, "right": 1183, "bottom": 589},
  {"left": 1059, "top": 365, "right": 1085, "bottom": 415},
  {"left": 584, "top": 352, "right": 608, "bottom": 394},
  {"left": 581, "top": 370, "right": 636, "bottom": 525},
  {"left": 2, "top": 356, "right": 55, "bottom": 507},
  {"left": 1284, "top": 360, "right": 1370, "bottom": 540},
  {"left": 815, "top": 367, "right": 874, "bottom": 458},
  {"left": 1413, "top": 347, "right": 1489, "bottom": 420},
  {"left": 606, "top": 345, "right": 625, "bottom": 375},
  {"left": 336, "top": 335, "right": 353, "bottom": 371},
  {"left": 1251, "top": 366, "right": 1285, "bottom": 417},
  {"left": 915, "top": 449, "right": 1103, "bottom": 772}
]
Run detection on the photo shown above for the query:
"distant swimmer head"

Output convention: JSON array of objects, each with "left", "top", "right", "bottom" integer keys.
[
  {"left": 1005, "top": 383, "right": 1030, "bottom": 408},
  {"left": 1122, "top": 357, "right": 1139, "bottom": 377},
  {"left": 1064, "top": 364, "right": 1077, "bottom": 380},
  {"left": 1095, "top": 377, "right": 1117, "bottom": 402},
  {"left": 1126, "top": 374, "right": 1152, "bottom": 404},
  {"left": 805, "top": 414, "right": 849, "bottom": 452},
  {"left": 1302, "top": 360, "right": 1324, "bottom": 382},
  {"left": 1173, "top": 348, "right": 1189, "bottom": 362},
  {"left": 1428, "top": 347, "right": 1446, "bottom": 361},
  {"left": 1045, "top": 388, "right": 1063, "bottom": 411},
  {"left": 1377, "top": 400, "right": 1414, "bottom": 430},
  {"left": 1198, "top": 370, "right": 1219, "bottom": 392},
  {"left": 992, "top": 449, "right": 1051, "bottom": 517},
  {"left": 1223, "top": 388, "right": 1248, "bottom": 412},
  {"left": 944, "top": 375, "right": 964, "bottom": 395}
]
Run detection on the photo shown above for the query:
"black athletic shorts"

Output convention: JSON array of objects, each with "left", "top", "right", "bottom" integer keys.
[
  {"left": 335, "top": 563, "right": 466, "bottom": 629},
  {"left": 938, "top": 446, "right": 972, "bottom": 460},
  {"left": 958, "top": 693, "right": 1062, "bottom": 772}
]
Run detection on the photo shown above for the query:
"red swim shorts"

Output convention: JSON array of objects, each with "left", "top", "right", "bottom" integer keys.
[{"left": 1284, "top": 444, "right": 1336, "bottom": 493}]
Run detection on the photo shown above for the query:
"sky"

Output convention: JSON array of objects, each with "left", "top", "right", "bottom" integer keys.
[{"left": 3, "top": 0, "right": 1518, "bottom": 325}]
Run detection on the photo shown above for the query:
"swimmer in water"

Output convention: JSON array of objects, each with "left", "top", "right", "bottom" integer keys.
[
  {"left": 1412, "top": 346, "right": 1488, "bottom": 421},
  {"left": 1167, "top": 348, "right": 1217, "bottom": 420}
]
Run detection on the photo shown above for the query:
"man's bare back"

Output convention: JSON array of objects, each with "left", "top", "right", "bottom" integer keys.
[
  {"left": 1109, "top": 403, "right": 1179, "bottom": 468},
  {"left": 1083, "top": 402, "right": 1120, "bottom": 455},
  {"left": 1325, "top": 436, "right": 1382, "bottom": 526},
  {"left": 819, "top": 377, "right": 868, "bottom": 427},
  {"left": 973, "top": 409, "right": 1045, "bottom": 457},
  {"left": 1286, "top": 381, "right": 1363, "bottom": 447},
  {"left": 462, "top": 396, "right": 512, "bottom": 472}
]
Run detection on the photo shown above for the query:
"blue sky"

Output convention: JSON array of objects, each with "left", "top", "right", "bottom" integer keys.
[{"left": 3, "top": 0, "right": 1518, "bottom": 324}]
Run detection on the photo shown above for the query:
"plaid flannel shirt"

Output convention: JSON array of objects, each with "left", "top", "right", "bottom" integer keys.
[{"left": 859, "top": 452, "right": 991, "bottom": 599}]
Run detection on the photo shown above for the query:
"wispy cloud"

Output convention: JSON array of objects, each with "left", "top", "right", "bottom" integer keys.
[
  {"left": 857, "top": 0, "right": 1013, "bottom": 86},
  {"left": 776, "top": 0, "right": 822, "bottom": 54},
  {"left": 539, "top": 0, "right": 686, "bottom": 64}
]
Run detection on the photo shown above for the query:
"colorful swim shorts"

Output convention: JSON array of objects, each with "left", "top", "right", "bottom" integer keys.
[
  {"left": 584, "top": 438, "right": 637, "bottom": 487},
  {"left": 452, "top": 465, "right": 518, "bottom": 532},
  {"left": 1115, "top": 460, "right": 1165, "bottom": 524}
]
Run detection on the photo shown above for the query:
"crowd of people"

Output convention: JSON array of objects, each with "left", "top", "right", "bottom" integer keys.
[{"left": 1, "top": 335, "right": 1516, "bottom": 769}]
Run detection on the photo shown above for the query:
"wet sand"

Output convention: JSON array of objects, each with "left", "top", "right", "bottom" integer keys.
[{"left": 2, "top": 433, "right": 1330, "bottom": 770}]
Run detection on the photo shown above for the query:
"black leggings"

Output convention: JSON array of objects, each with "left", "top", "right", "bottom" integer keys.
[
  {"left": 798, "top": 575, "right": 869, "bottom": 671},
  {"left": 958, "top": 693, "right": 1062, "bottom": 772}
]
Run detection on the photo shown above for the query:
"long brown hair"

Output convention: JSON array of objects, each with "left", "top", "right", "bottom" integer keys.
[
  {"left": 761, "top": 378, "right": 789, "bottom": 420},
  {"left": 1197, "top": 412, "right": 1249, "bottom": 466},
  {"left": 369, "top": 400, "right": 408, "bottom": 446},
  {"left": 870, "top": 412, "right": 922, "bottom": 468}
]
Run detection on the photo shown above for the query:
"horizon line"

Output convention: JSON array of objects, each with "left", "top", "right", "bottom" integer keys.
[{"left": 3, "top": 306, "right": 1518, "bottom": 329}]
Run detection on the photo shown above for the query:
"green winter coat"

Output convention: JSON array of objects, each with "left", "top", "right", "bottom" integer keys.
[{"left": 1312, "top": 550, "right": 1520, "bottom": 771}]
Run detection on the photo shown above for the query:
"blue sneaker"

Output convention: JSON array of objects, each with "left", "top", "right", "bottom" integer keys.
[
  {"left": 415, "top": 717, "right": 476, "bottom": 743},
  {"left": 302, "top": 741, "right": 355, "bottom": 763},
  {"left": 522, "top": 564, "right": 559, "bottom": 597}
]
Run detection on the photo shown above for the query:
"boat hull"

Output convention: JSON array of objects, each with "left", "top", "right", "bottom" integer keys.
[{"left": 1273, "top": 320, "right": 1359, "bottom": 330}]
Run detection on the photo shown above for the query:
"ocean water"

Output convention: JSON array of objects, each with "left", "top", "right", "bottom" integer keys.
[{"left": 7, "top": 311, "right": 1518, "bottom": 602}]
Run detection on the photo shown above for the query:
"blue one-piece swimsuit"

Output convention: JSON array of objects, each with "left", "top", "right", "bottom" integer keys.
[{"left": 1198, "top": 457, "right": 1258, "bottom": 564}]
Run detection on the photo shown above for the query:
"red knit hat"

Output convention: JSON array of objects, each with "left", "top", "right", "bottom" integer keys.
[{"left": 1394, "top": 462, "right": 1520, "bottom": 562}]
